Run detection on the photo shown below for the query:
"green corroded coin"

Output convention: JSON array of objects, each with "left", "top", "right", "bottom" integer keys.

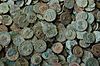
[
  {"left": 15, "top": 0, "right": 24, "bottom": 7},
  {"left": 85, "top": 58, "right": 99, "bottom": 66},
  {"left": 93, "top": 31, "right": 100, "bottom": 43},
  {"left": 13, "top": 35, "right": 25, "bottom": 46},
  {"left": 64, "top": 0, "right": 74, "bottom": 9},
  {"left": 0, "top": 60, "right": 4, "bottom": 66},
  {"left": 15, "top": 57, "right": 29, "bottom": 66},
  {"left": 76, "top": 0, "right": 88, "bottom": 7},
  {"left": 18, "top": 41, "right": 33, "bottom": 56},
  {"left": 65, "top": 28, "right": 76, "bottom": 40},
  {"left": 41, "top": 22, "right": 57, "bottom": 38},
  {"left": 76, "top": 11, "right": 88, "bottom": 20},
  {"left": 76, "top": 31, "right": 87, "bottom": 39},
  {"left": 0, "top": 3, "right": 9, "bottom": 14},
  {"left": 34, "top": 39, "right": 47, "bottom": 52},
  {"left": 0, "top": 32, "right": 11, "bottom": 46},
  {"left": 20, "top": 27, "right": 34, "bottom": 39},
  {"left": 87, "top": 13, "right": 94, "bottom": 24},
  {"left": 6, "top": 48, "right": 19, "bottom": 61},
  {"left": 75, "top": 19, "right": 88, "bottom": 31},
  {"left": 2, "top": 15, "right": 13, "bottom": 26},
  {"left": 79, "top": 40, "right": 90, "bottom": 48},
  {"left": 83, "top": 32, "right": 96, "bottom": 43},
  {"left": 31, "top": 54, "right": 42, "bottom": 65},
  {"left": 44, "top": 9, "right": 56, "bottom": 22}
]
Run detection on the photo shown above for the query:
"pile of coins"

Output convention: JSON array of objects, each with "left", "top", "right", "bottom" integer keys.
[{"left": 0, "top": 0, "right": 100, "bottom": 66}]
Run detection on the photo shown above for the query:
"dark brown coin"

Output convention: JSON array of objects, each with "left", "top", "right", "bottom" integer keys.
[
  {"left": 73, "top": 45, "right": 83, "bottom": 57},
  {"left": 0, "top": 25, "right": 8, "bottom": 32},
  {"left": 91, "top": 44, "right": 100, "bottom": 57}
]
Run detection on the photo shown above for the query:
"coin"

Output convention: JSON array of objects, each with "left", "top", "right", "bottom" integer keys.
[
  {"left": 76, "top": 0, "right": 88, "bottom": 7},
  {"left": 96, "top": 11, "right": 100, "bottom": 22},
  {"left": 20, "top": 27, "right": 34, "bottom": 39},
  {"left": 64, "top": 0, "right": 74, "bottom": 9},
  {"left": 83, "top": 32, "right": 96, "bottom": 43},
  {"left": 2, "top": 15, "right": 13, "bottom": 26},
  {"left": 76, "top": 31, "right": 87, "bottom": 39},
  {"left": 76, "top": 11, "right": 88, "bottom": 20},
  {"left": 85, "top": 58, "right": 99, "bottom": 66},
  {"left": 43, "top": 9, "right": 56, "bottom": 22},
  {"left": 18, "top": 41, "right": 33, "bottom": 56},
  {"left": 69, "top": 62, "right": 80, "bottom": 66},
  {"left": 65, "top": 28, "right": 76, "bottom": 40},
  {"left": 60, "top": 11, "right": 71, "bottom": 25},
  {"left": 6, "top": 48, "right": 19, "bottom": 61},
  {"left": 93, "top": 31, "right": 100, "bottom": 43},
  {"left": 0, "top": 60, "right": 4, "bottom": 66},
  {"left": 31, "top": 54, "right": 42, "bottom": 65},
  {"left": 58, "top": 55, "right": 66, "bottom": 64},
  {"left": 15, "top": 0, "right": 24, "bottom": 7},
  {"left": 0, "top": 32, "right": 11, "bottom": 46},
  {"left": 52, "top": 42, "right": 63, "bottom": 54},
  {"left": 41, "top": 22, "right": 57, "bottom": 38},
  {"left": 73, "top": 45, "right": 83, "bottom": 57},
  {"left": 52, "top": 62, "right": 62, "bottom": 66},
  {"left": 87, "top": 13, "right": 94, "bottom": 24},
  {"left": 0, "top": 3, "right": 9, "bottom": 14},
  {"left": 91, "top": 44, "right": 100, "bottom": 57},
  {"left": 13, "top": 35, "right": 25, "bottom": 46},
  {"left": 79, "top": 40, "right": 90, "bottom": 48},
  {"left": 34, "top": 39, "right": 47, "bottom": 53},
  {"left": 0, "top": 25, "right": 8, "bottom": 32},
  {"left": 75, "top": 19, "right": 88, "bottom": 31},
  {"left": 15, "top": 57, "right": 29, "bottom": 66}
]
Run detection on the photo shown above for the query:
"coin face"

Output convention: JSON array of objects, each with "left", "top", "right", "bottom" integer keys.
[
  {"left": 0, "top": 32, "right": 11, "bottom": 46},
  {"left": 85, "top": 58, "right": 99, "bottom": 66},
  {"left": 44, "top": 9, "right": 56, "bottom": 22},
  {"left": 15, "top": 57, "right": 29, "bottom": 66},
  {"left": 69, "top": 62, "right": 80, "bottom": 66},
  {"left": 64, "top": 0, "right": 74, "bottom": 9},
  {"left": 52, "top": 42, "right": 63, "bottom": 54},
  {"left": 75, "top": 19, "right": 88, "bottom": 31},
  {"left": 31, "top": 54, "right": 42, "bottom": 65},
  {"left": 6, "top": 48, "right": 19, "bottom": 61},
  {"left": 83, "top": 32, "right": 96, "bottom": 43},
  {"left": 76, "top": 0, "right": 88, "bottom": 7},
  {"left": 2, "top": 15, "right": 12, "bottom": 26},
  {"left": 73, "top": 45, "right": 83, "bottom": 57},
  {"left": 0, "top": 25, "right": 8, "bottom": 32},
  {"left": 91, "top": 44, "right": 100, "bottom": 57},
  {"left": 34, "top": 39, "right": 47, "bottom": 52},
  {"left": 87, "top": 13, "right": 94, "bottom": 24},
  {"left": 18, "top": 41, "right": 33, "bottom": 56}
]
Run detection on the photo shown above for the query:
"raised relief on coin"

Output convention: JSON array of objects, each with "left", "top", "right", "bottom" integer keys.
[
  {"left": 64, "top": 0, "right": 74, "bottom": 9},
  {"left": 76, "top": 0, "right": 88, "bottom": 7}
]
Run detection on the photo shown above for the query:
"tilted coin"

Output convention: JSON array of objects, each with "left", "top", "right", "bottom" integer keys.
[
  {"left": 15, "top": 57, "right": 29, "bottom": 66},
  {"left": 87, "top": 13, "right": 94, "bottom": 24},
  {"left": 69, "top": 62, "right": 80, "bottom": 66},
  {"left": 31, "top": 54, "right": 42, "bottom": 65},
  {"left": 64, "top": 0, "right": 74, "bottom": 9},
  {"left": 15, "top": 0, "right": 24, "bottom": 7},
  {"left": 0, "top": 3, "right": 9, "bottom": 14},
  {"left": 76, "top": 0, "right": 88, "bottom": 7},
  {"left": 20, "top": 27, "right": 34, "bottom": 39},
  {"left": 83, "top": 32, "right": 96, "bottom": 43},
  {"left": 65, "top": 28, "right": 76, "bottom": 40},
  {"left": 2, "top": 15, "right": 13, "bottom": 26},
  {"left": 60, "top": 11, "right": 71, "bottom": 25},
  {"left": 0, "top": 45, "right": 2, "bottom": 52},
  {"left": 96, "top": 11, "right": 100, "bottom": 22},
  {"left": 76, "top": 11, "right": 88, "bottom": 20},
  {"left": 75, "top": 19, "right": 88, "bottom": 31},
  {"left": 34, "top": 39, "right": 47, "bottom": 53},
  {"left": 79, "top": 40, "right": 90, "bottom": 48},
  {"left": 6, "top": 48, "right": 19, "bottom": 61},
  {"left": 91, "top": 44, "right": 100, "bottom": 57},
  {"left": 72, "top": 45, "right": 83, "bottom": 57},
  {"left": 85, "top": 58, "right": 99, "bottom": 66},
  {"left": 56, "top": 23, "right": 66, "bottom": 42},
  {"left": 52, "top": 42, "right": 63, "bottom": 54},
  {"left": 41, "top": 22, "right": 57, "bottom": 38},
  {"left": 18, "top": 41, "right": 33, "bottom": 56},
  {"left": 13, "top": 35, "right": 25, "bottom": 46},
  {"left": 0, "top": 32, "right": 11, "bottom": 46},
  {"left": 44, "top": 9, "right": 56, "bottom": 22},
  {"left": 87, "top": 24, "right": 93, "bottom": 32},
  {"left": 93, "top": 31, "right": 100, "bottom": 43},
  {"left": 25, "top": 0, "right": 32, "bottom": 5},
  {"left": 0, "top": 25, "right": 8, "bottom": 32}
]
